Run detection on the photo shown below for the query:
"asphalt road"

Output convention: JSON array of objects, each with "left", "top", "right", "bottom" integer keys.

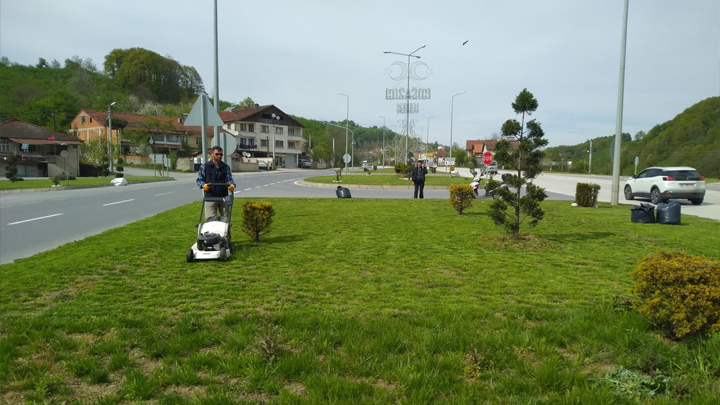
[{"left": 1, "top": 168, "right": 717, "bottom": 264}]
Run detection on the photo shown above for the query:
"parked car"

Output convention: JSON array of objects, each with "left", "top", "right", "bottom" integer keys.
[
  {"left": 299, "top": 159, "right": 312, "bottom": 168},
  {"left": 624, "top": 166, "right": 706, "bottom": 205},
  {"left": 258, "top": 161, "right": 273, "bottom": 171},
  {"left": 480, "top": 161, "right": 498, "bottom": 175}
]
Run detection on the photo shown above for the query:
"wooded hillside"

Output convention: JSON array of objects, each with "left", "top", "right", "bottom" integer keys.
[{"left": 545, "top": 97, "right": 720, "bottom": 177}]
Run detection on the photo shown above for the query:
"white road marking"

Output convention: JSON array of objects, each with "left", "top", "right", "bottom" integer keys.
[
  {"left": 22, "top": 201, "right": 40, "bottom": 206},
  {"left": 262, "top": 184, "right": 269, "bottom": 187},
  {"left": 154, "top": 191, "right": 176, "bottom": 196},
  {"left": 0, "top": 205, "right": 13, "bottom": 209},
  {"left": 255, "top": 186, "right": 262, "bottom": 189},
  {"left": 270, "top": 183, "right": 276, "bottom": 185},
  {"left": 102, "top": 199, "right": 135, "bottom": 207},
  {"left": 8, "top": 213, "right": 64, "bottom": 225},
  {"left": 244, "top": 188, "right": 253, "bottom": 191}
]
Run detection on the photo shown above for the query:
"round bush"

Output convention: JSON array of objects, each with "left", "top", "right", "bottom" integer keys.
[{"left": 632, "top": 250, "right": 720, "bottom": 339}]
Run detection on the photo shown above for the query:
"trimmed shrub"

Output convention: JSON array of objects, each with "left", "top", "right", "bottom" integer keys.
[
  {"left": 363, "top": 167, "right": 371, "bottom": 175},
  {"left": 575, "top": 182, "right": 601, "bottom": 207},
  {"left": 372, "top": 165, "right": 377, "bottom": 171},
  {"left": 115, "top": 173, "right": 124, "bottom": 178},
  {"left": 450, "top": 184, "right": 474, "bottom": 215},
  {"left": 241, "top": 201, "right": 276, "bottom": 244},
  {"left": 5, "top": 154, "right": 18, "bottom": 182},
  {"left": 394, "top": 163, "right": 408, "bottom": 175},
  {"left": 51, "top": 176, "right": 61, "bottom": 186},
  {"left": 631, "top": 250, "right": 720, "bottom": 339}
]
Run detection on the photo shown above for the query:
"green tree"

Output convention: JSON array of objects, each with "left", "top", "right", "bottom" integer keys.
[
  {"left": 239, "top": 96, "right": 256, "bottom": 108},
  {"left": 5, "top": 154, "right": 18, "bottom": 182},
  {"left": 487, "top": 88, "right": 548, "bottom": 236}
]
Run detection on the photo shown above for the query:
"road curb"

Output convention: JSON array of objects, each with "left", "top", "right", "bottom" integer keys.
[{"left": 0, "top": 178, "right": 175, "bottom": 194}]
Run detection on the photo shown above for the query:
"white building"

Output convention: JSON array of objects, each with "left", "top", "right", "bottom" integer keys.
[{"left": 219, "top": 105, "right": 306, "bottom": 168}]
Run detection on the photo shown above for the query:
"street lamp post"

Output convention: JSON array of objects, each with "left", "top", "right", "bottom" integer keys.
[
  {"left": 323, "top": 121, "right": 353, "bottom": 171},
  {"left": 377, "top": 115, "right": 385, "bottom": 167},
  {"left": 421, "top": 126, "right": 427, "bottom": 156},
  {"left": 427, "top": 116, "right": 435, "bottom": 164},
  {"left": 383, "top": 45, "right": 426, "bottom": 164},
  {"left": 450, "top": 91, "right": 465, "bottom": 162},
  {"left": 107, "top": 102, "right": 116, "bottom": 173},
  {"left": 337, "top": 92, "right": 349, "bottom": 174}
]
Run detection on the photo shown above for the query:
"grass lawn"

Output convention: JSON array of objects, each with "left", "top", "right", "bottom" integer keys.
[
  {"left": 305, "top": 175, "right": 474, "bottom": 186},
  {"left": 0, "top": 177, "right": 168, "bottom": 190},
  {"left": 1, "top": 198, "right": 719, "bottom": 404}
]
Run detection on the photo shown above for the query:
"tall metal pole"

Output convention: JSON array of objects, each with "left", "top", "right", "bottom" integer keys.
[
  {"left": 213, "top": 0, "right": 226, "bottom": 165},
  {"left": 611, "top": 0, "right": 629, "bottom": 205},
  {"left": 377, "top": 115, "right": 385, "bottom": 167},
  {"left": 427, "top": 116, "right": 435, "bottom": 162},
  {"left": 588, "top": 140, "right": 593, "bottom": 174},
  {"left": 200, "top": 96, "right": 207, "bottom": 164},
  {"left": 405, "top": 54, "right": 411, "bottom": 164},
  {"left": 338, "top": 92, "right": 349, "bottom": 174},
  {"left": 450, "top": 92, "right": 465, "bottom": 163},
  {"left": 107, "top": 102, "right": 115, "bottom": 172}
]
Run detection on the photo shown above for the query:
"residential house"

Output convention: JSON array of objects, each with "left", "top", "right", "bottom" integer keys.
[
  {"left": 0, "top": 119, "right": 83, "bottom": 178},
  {"left": 68, "top": 109, "right": 231, "bottom": 164},
  {"left": 465, "top": 139, "right": 520, "bottom": 161},
  {"left": 219, "top": 105, "right": 306, "bottom": 168}
]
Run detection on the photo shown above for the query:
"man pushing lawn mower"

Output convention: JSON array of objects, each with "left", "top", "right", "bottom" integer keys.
[
  {"left": 188, "top": 146, "right": 236, "bottom": 262},
  {"left": 197, "top": 146, "right": 236, "bottom": 219}
]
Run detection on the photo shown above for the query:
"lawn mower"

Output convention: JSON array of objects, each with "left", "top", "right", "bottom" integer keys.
[{"left": 186, "top": 184, "right": 234, "bottom": 262}]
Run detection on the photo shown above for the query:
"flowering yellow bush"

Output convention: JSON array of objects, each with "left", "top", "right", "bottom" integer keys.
[
  {"left": 241, "top": 201, "right": 275, "bottom": 243},
  {"left": 450, "top": 184, "right": 474, "bottom": 215},
  {"left": 631, "top": 250, "right": 720, "bottom": 339}
]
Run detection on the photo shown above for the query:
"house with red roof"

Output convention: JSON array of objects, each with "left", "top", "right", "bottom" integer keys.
[
  {"left": 67, "top": 109, "right": 229, "bottom": 162},
  {"left": 0, "top": 119, "right": 83, "bottom": 178},
  {"left": 465, "top": 139, "right": 520, "bottom": 161},
  {"left": 219, "top": 104, "right": 306, "bottom": 168}
]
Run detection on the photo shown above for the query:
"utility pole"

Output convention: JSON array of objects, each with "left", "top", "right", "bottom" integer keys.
[{"left": 587, "top": 140, "right": 593, "bottom": 174}]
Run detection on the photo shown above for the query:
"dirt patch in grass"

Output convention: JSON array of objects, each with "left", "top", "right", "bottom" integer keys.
[
  {"left": 165, "top": 384, "right": 205, "bottom": 398},
  {"left": 284, "top": 382, "right": 307, "bottom": 397},
  {"left": 131, "top": 349, "right": 163, "bottom": 373},
  {"left": 67, "top": 378, "right": 122, "bottom": 403},
  {"left": 488, "top": 234, "right": 561, "bottom": 252}
]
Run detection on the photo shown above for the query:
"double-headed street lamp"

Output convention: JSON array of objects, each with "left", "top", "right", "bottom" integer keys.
[
  {"left": 337, "top": 92, "right": 350, "bottom": 174},
  {"left": 450, "top": 91, "right": 465, "bottom": 161},
  {"left": 383, "top": 44, "right": 426, "bottom": 164},
  {"left": 376, "top": 115, "right": 385, "bottom": 167}
]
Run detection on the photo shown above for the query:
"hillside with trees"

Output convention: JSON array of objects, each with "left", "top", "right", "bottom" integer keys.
[{"left": 544, "top": 97, "right": 720, "bottom": 178}]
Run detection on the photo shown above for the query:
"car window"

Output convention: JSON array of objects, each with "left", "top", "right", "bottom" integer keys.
[
  {"left": 665, "top": 170, "right": 702, "bottom": 180},
  {"left": 637, "top": 170, "right": 652, "bottom": 178}
]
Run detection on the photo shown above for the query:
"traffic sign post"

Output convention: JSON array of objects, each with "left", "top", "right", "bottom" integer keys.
[
  {"left": 482, "top": 152, "right": 494, "bottom": 180},
  {"left": 185, "top": 94, "right": 225, "bottom": 164}
]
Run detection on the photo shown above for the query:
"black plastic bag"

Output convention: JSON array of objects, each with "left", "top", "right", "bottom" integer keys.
[
  {"left": 657, "top": 202, "right": 681, "bottom": 225},
  {"left": 336, "top": 186, "right": 352, "bottom": 199},
  {"left": 631, "top": 203, "right": 656, "bottom": 223}
]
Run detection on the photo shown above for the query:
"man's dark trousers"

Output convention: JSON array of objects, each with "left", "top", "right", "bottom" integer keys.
[{"left": 414, "top": 181, "right": 425, "bottom": 199}]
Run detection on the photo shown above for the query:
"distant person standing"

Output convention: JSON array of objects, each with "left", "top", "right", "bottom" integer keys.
[
  {"left": 197, "top": 146, "right": 235, "bottom": 219},
  {"left": 411, "top": 160, "right": 428, "bottom": 199}
]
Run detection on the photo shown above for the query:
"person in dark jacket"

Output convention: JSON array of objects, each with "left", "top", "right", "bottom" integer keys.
[
  {"left": 196, "top": 146, "right": 236, "bottom": 219},
  {"left": 411, "top": 160, "right": 428, "bottom": 199}
]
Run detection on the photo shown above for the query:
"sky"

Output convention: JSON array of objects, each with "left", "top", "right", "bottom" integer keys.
[{"left": 1, "top": 0, "right": 718, "bottom": 148}]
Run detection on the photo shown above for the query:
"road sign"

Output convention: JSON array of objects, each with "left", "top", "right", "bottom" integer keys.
[
  {"left": 343, "top": 154, "right": 351, "bottom": 163},
  {"left": 211, "top": 132, "right": 237, "bottom": 153},
  {"left": 482, "top": 151, "right": 494, "bottom": 165},
  {"left": 184, "top": 94, "right": 224, "bottom": 126}
]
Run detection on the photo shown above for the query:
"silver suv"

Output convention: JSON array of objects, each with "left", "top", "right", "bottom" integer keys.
[
  {"left": 480, "top": 161, "right": 498, "bottom": 175},
  {"left": 624, "top": 166, "right": 706, "bottom": 205}
]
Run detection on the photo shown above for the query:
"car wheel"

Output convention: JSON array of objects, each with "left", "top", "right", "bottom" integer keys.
[
  {"left": 650, "top": 188, "right": 663, "bottom": 204},
  {"left": 624, "top": 185, "right": 634, "bottom": 200},
  {"left": 690, "top": 197, "right": 704, "bottom": 205}
]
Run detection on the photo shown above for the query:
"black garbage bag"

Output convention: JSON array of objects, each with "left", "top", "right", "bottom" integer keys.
[
  {"left": 631, "top": 203, "right": 656, "bottom": 223},
  {"left": 336, "top": 186, "right": 352, "bottom": 199},
  {"left": 657, "top": 202, "right": 681, "bottom": 225}
]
